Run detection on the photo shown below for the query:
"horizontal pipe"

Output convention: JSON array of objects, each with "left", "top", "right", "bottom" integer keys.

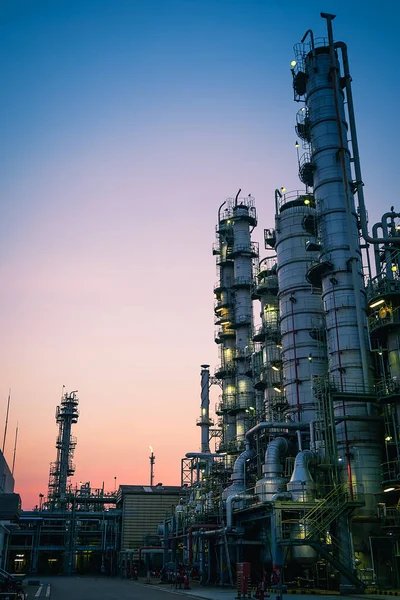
[{"left": 245, "top": 422, "right": 309, "bottom": 442}]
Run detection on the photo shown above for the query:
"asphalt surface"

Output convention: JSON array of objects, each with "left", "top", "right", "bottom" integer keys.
[{"left": 21, "top": 577, "right": 400, "bottom": 600}]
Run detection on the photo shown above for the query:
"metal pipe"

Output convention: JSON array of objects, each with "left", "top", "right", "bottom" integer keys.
[
  {"left": 334, "top": 41, "right": 400, "bottom": 247},
  {"left": 263, "top": 437, "right": 289, "bottom": 478},
  {"left": 226, "top": 493, "right": 253, "bottom": 528},
  {"left": 245, "top": 421, "right": 309, "bottom": 442},
  {"left": 217, "top": 200, "right": 227, "bottom": 225},
  {"left": 188, "top": 524, "right": 217, "bottom": 564},
  {"left": 309, "top": 421, "right": 316, "bottom": 452},
  {"left": 372, "top": 222, "right": 383, "bottom": 278},
  {"left": 234, "top": 188, "right": 241, "bottom": 207},
  {"left": 275, "top": 189, "right": 282, "bottom": 216},
  {"left": 301, "top": 29, "right": 316, "bottom": 72},
  {"left": 296, "top": 430, "right": 302, "bottom": 452},
  {"left": 224, "top": 447, "right": 255, "bottom": 497}
]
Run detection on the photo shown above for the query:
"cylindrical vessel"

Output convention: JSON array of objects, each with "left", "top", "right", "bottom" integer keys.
[
  {"left": 275, "top": 191, "right": 326, "bottom": 423},
  {"left": 301, "top": 43, "right": 381, "bottom": 500}
]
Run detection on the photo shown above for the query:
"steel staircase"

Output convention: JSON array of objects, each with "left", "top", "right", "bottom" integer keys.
[{"left": 279, "top": 485, "right": 366, "bottom": 591}]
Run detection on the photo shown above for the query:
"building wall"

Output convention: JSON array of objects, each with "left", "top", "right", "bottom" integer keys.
[{"left": 120, "top": 486, "right": 180, "bottom": 551}]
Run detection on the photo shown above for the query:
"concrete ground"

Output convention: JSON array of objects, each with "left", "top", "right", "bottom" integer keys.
[{"left": 20, "top": 576, "right": 400, "bottom": 600}]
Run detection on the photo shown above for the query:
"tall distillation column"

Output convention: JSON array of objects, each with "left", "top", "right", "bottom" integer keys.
[
  {"left": 232, "top": 196, "right": 258, "bottom": 442},
  {"left": 214, "top": 203, "right": 237, "bottom": 452},
  {"left": 253, "top": 256, "right": 283, "bottom": 422},
  {"left": 293, "top": 20, "right": 381, "bottom": 500},
  {"left": 47, "top": 390, "right": 79, "bottom": 507},
  {"left": 274, "top": 191, "right": 327, "bottom": 423}
]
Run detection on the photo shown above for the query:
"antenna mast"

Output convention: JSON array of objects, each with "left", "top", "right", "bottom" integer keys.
[{"left": 2, "top": 389, "right": 11, "bottom": 454}]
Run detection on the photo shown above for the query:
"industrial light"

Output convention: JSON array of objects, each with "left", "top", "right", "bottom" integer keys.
[
  {"left": 338, "top": 457, "right": 343, "bottom": 462},
  {"left": 273, "top": 386, "right": 282, "bottom": 393},
  {"left": 384, "top": 487, "right": 395, "bottom": 493},
  {"left": 291, "top": 60, "right": 297, "bottom": 67},
  {"left": 369, "top": 299, "right": 385, "bottom": 308},
  {"left": 304, "top": 198, "right": 311, "bottom": 205},
  {"left": 396, "top": 225, "right": 400, "bottom": 231},
  {"left": 295, "top": 141, "right": 300, "bottom": 148},
  {"left": 276, "top": 344, "right": 282, "bottom": 349},
  {"left": 271, "top": 365, "right": 280, "bottom": 371},
  {"left": 281, "top": 187, "right": 286, "bottom": 193},
  {"left": 392, "top": 265, "right": 398, "bottom": 272},
  {"left": 385, "top": 436, "right": 393, "bottom": 442},
  {"left": 308, "top": 354, "right": 312, "bottom": 361}
]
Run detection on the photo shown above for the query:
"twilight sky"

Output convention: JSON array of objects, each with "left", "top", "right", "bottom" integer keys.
[{"left": 0, "top": 0, "right": 398, "bottom": 509}]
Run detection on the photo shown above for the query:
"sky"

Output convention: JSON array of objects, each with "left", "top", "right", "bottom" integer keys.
[{"left": 0, "top": 0, "right": 398, "bottom": 509}]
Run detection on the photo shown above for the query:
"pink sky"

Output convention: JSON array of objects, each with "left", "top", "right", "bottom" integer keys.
[{"left": 0, "top": 1, "right": 397, "bottom": 509}]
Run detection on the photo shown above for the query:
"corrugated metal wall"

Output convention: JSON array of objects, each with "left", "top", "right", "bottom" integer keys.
[{"left": 121, "top": 490, "right": 180, "bottom": 550}]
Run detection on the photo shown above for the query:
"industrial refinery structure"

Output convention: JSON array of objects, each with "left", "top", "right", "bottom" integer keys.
[
  {"left": 3, "top": 13, "right": 400, "bottom": 591},
  {"left": 162, "top": 14, "right": 400, "bottom": 592}
]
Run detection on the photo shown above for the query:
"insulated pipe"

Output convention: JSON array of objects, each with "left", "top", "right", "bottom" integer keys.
[
  {"left": 185, "top": 452, "right": 219, "bottom": 478},
  {"left": 381, "top": 217, "right": 394, "bottom": 280},
  {"left": 334, "top": 41, "right": 400, "bottom": 247},
  {"left": 263, "top": 437, "right": 289, "bottom": 477},
  {"left": 372, "top": 222, "right": 383, "bottom": 278},
  {"left": 223, "top": 446, "right": 255, "bottom": 498},
  {"left": 245, "top": 421, "right": 309, "bottom": 443},
  {"left": 226, "top": 493, "right": 254, "bottom": 529},
  {"left": 296, "top": 430, "right": 302, "bottom": 452}
]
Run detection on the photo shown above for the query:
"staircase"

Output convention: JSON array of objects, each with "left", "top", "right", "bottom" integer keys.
[
  {"left": 279, "top": 485, "right": 366, "bottom": 592},
  {"left": 301, "top": 484, "right": 349, "bottom": 539}
]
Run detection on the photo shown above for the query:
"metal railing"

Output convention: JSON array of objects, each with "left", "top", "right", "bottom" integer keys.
[
  {"left": 376, "top": 376, "right": 400, "bottom": 398},
  {"left": 296, "top": 107, "right": 311, "bottom": 142},
  {"left": 277, "top": 189, "right": 314, "bottom": 212},
  {"left": 368, "top": 306, "right": 400, "bottom": 333},
  {"left": 232, "top": 241, "right": 259, "bottom": 256},
  {"left": 257, "top": 256, "right": 277, "bottom": 275},
  {"left": 381, "top": 460, "right": 400, "bottom": 485},
  {"left": 196, "top": 416, "right": 214, "bottom": 426}
]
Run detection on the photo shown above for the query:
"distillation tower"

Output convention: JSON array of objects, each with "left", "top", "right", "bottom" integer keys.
[
  {"left": 170, "top": 14, "right": 400, "bottom": 592},
  {"left": 214, "top": 194, "right": 258, "bottom": 455},
  {"left": 47, "top": 390, "right": 79, "bottom": 508}
]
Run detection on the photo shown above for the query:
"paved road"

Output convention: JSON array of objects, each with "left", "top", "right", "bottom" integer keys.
[
  {"left": 23, "top": 577, "right": 400, "bottom": 600},
  {"left": 25, "top": 577, "right": 205, "bottom": 600}
]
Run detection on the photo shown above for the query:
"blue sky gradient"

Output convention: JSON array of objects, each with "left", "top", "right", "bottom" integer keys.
[{"left": 0, "top": 0, "right": 398, "bottom": 507}]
